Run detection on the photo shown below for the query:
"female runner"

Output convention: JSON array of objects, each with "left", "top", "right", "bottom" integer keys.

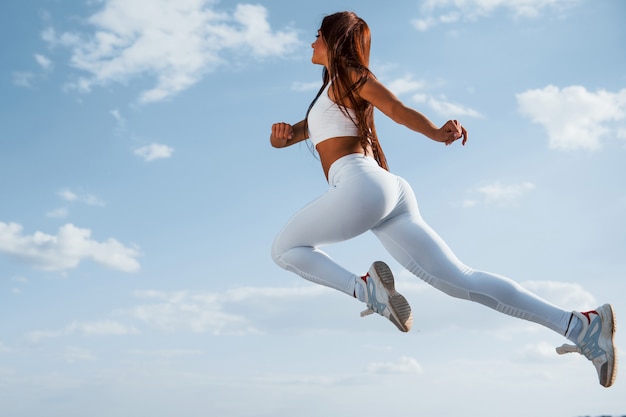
[{"left": 269, "top": 11, "right": 616, "bottom": 387}]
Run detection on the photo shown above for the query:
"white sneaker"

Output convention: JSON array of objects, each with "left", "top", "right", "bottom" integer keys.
[
  {"left": 556, "top": 304, "right": 617, "bottom": 388},
  {"left": 359, "top": 261, "right": 413, "bottom": 332}
]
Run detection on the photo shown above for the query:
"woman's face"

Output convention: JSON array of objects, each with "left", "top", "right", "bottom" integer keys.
[{"left": 311, "top": 31, "right": 328, "bottom": 67}]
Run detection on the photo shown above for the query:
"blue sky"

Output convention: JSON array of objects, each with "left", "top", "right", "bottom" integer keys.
[{"left": 1, "top": 0, "right": 625, "bottom": 416}]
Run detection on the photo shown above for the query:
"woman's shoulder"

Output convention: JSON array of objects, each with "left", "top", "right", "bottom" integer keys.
[{"left": 345, "top": 66, "right": 375, "bottom": 84}]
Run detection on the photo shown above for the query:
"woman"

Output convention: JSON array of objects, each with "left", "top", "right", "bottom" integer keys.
[{"left": 269, "top": 11, "right": 616, "bottom": 387}]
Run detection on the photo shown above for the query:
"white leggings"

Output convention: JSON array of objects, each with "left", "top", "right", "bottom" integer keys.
[{"left": 271, "top": 154, "right": 571, "bottom": 335}]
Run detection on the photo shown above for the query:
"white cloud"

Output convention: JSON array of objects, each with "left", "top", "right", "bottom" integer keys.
[
  {"left": 412, "top": 17, "right": 437, "bottom": 32},
  {"left": 515, "top": 342, "right": 560, "bottom": 361},
  {"left": 412, "top": 11, "right": 463, "bottom": 31},
  {"left": 425, "top": 95, "right": 484, "bottom": 118},
  {"left": 46, "top": 208, "right": 69, "bottom": 219},
  {"left": 127, "top": 290, "right": 258, "bottom": 335},
  {"left": 227, "top": 4, "right": 299, "bottom": 57},
  {"left": 11, "top": 56, "right": 53, "bottom": 88},
  {"left": 291, "top": 81, "right": 321, "bottom": 92},
  {"left": 517, "top": 85, "right": 626, "bottom": 150},
  {"left": 20, "top": 279, "right": 595, "bottom": 351},
  {"left": 34, "top": 53, "right": 53, "bottom": 71},
  {"left": 58, "top": 189, "right": 78, "bottom": 201},
  {"left": 387, "top": 75, "right": 425, "bottom": 96},
  {"left": 8, "top": 282, "right": 344, "bottom": 354},
  {"left": 412, "top": 0, "right": 577, "bottom": 31},
  {"left": 222, "top": 285, "right": 329, "bottom": 302},
  {"left": 68, "top": 319, "right": 138, "bottom": 336},
  {"left": 58, "top": 188, "right": 106, "bottom": 206},
  {"left": 110, "top": 109, "right": 125, "bottom": 126},
  {"left": 464, "top": 181, "right": 535, "bottom": 207},
  {"left": 46, "top": 189, "right": 105, "bottom": 219},
  {"left": 134, "top": 143, "right": 174, "bottom": 161},
  {"left": 0, "top": 221, "right": 141, "bottom": 272},
  {"left": 29, "top": 320, "right": 139, "bottom": 343},
  {"left": 126, "top": 286, "right": 328, "bottom": 335},
  {"left": 42, "top": 1, "right": 300, "bottom": 103},
  {"left": 128, "top": 348, "right": 204, "bottom": 358},
  {"left": 385, "top": 75, "right": 482, "bottom": 118},
  {"left": 367, "top": 356, "right": 424, "bottom": 375},
  {"left": 522, "top": 280, "right": 596, "bottom": 311}
]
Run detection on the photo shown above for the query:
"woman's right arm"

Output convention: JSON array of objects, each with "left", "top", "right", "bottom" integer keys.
[{"left": 270, "top": 120, "right": 309, "bottom": 148}]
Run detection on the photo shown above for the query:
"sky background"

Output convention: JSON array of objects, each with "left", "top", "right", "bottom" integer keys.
[{"left": 1, "top": 0, "right": 625, "bottom": 416}]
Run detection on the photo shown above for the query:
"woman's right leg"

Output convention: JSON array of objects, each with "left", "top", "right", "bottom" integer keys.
[
  {"left": 271, "top": 156, "right": 415, "bottom": 331},
  {"left": 270, "top": 193, "right": 360, "bottom": 296},
  {"left": 271, "top": 171, "right": 390, "bottom": 296}
]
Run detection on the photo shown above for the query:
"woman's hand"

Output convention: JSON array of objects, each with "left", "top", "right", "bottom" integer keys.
[
  {"left": 270, "top": 120, "right": 308, "bottom": 148},
  {"left": 437, "top": 119, "right": 468, "bottom": 146},
  {"left": 270, "top": 122, "right": 294, "bottom": 148}
]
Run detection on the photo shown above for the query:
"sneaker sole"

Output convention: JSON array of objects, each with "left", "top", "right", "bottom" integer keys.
[
  {"left": 372, "top": 261, "right": 414, "bottom": 332},
  {"left": 599, "top": 304, "right": 617, "bottom": 388}
]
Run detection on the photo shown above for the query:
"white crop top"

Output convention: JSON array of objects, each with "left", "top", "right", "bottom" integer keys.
[{"left": 307, "top": 83, "right": 359, "bottom": 146}]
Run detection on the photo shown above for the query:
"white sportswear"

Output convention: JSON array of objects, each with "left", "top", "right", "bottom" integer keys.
[
  {"left": 271, "top": 153, "right": 572, "bottom": 335},
  {"left": 306, "top": 82, "right": 359, "bottom": 146}
]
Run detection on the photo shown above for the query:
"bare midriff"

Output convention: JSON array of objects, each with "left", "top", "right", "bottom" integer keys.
[{"left": 316, "top": 136, "right": 373, "bottom": 180}]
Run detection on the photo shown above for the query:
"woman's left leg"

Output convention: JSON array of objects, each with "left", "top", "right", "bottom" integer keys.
[
  {"left": 372, "top": 176, "right": 617, "bottom": 386},
  {"left": 372, "top": 176, "right": 573, "bottom": 336}
]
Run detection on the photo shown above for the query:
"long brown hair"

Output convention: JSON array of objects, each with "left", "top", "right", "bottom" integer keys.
[{"left": 305, "top": 11, "right": 388, "bottom": 170}]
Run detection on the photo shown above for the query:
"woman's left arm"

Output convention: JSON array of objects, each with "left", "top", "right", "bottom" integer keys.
[{"left": 358, "top": 77, "right": 467, "bottom": 146}]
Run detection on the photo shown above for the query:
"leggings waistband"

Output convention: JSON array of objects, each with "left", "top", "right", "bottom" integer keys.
[{"left": 328, "top": 153, "right": 378, "bottom": 185}]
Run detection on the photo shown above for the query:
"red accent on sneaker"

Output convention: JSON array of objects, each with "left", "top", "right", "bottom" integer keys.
[
  {"left": 361, "top": 273, "right": 369, "bottom": 283},
  {"left": 580, "top": 310, "right": 598, "bottom": 324}
]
